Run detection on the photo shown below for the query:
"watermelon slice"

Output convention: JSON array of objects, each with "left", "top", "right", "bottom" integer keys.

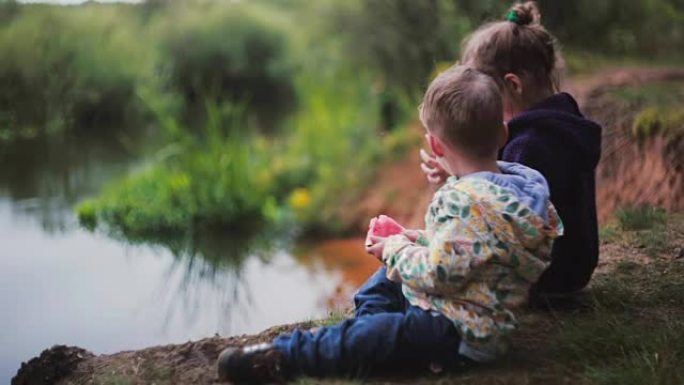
[{"left": 365, "top": 215, "right": 405, "bottom": 246}]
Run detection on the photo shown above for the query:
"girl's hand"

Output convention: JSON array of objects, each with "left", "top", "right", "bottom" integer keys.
[
  {"left": 365, "top": 235, "right": 386, "bottom": 261},
  {"left": 420, "top": 148, "right": 448, "bottom": 185}
]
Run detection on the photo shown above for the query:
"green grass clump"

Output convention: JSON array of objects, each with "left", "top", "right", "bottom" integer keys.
[
  {"left": 632, "top": 106, "right": 684, "bottom": 140},
  {"left": 616, "top": 205, "right": 667, "bottom": 231},
  {"left": 598, "top": 223, "right": 621, "bottom": 243},
  {"left": 77, "top": 104, "right": 278, "bottom": 238},
  {"left": 615, "top": 205, "right": 670, "bottom": 255}
]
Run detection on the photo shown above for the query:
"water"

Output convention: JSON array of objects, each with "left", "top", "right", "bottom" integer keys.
[{"left": 0, "top": 133, "right": 375, "bottom": 384}]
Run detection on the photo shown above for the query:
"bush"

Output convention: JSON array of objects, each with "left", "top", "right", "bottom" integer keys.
[
  {"left": 157, "top": 1, "right": 296, "bottom": 132},
  {"left": 332, "top": 0, "right": 469, "bottom": 99},
  {"left": 77, "top": 104, "right": 279, "bottom": 237},
  {"left": 0, "top": 5, "right": 152, "bottom": 137}
]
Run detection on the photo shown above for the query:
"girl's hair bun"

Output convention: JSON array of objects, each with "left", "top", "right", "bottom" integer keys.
[{"left": 507, "top": 1, "right": 541, "bottom": 26}]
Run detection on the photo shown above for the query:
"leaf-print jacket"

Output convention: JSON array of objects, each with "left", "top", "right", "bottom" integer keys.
[{"left": 382, "top": 161, "right": 563, "bottom": 361}]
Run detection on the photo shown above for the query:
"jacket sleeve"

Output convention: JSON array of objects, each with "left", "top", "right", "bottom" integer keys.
[{"left": 382, "top": 192, "right": 476, "bottom": 295}]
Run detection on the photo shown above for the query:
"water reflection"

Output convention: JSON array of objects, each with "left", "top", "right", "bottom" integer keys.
[
  {"left": 0, "top": 132, "right": 375, "bottom": 384},
  {"left": 0, "top": 131, "right": 141, "bottom": 233}
]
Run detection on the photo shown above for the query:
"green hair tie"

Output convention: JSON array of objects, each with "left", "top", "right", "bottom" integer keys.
[{"left": 506, "top": 10, "right": 520, "bottom": 24}]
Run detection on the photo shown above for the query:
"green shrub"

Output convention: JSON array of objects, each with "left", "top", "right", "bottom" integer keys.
[
  {"left": 333, "top": 0, "right": 468, "bottom": 99},
  {"left": 616, "top": 205, "right": 667, "bottom": 231},
  {"left": 77, "top": 103, "right": 278, "bottom": 237},
  {"left": 281, "top": 70, "right": 382, "bottom": 233},
  {"left": 632, "top": 106, "right": 684, "bottom": 140},
  {"left": 157, "top": 1, "right": 296, "bottom": 131},
  {"left": 0, "top": 5, "right": 152, "bottom": 136}
]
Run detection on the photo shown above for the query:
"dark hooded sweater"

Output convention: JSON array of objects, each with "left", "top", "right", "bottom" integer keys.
[{"left": 501, "top": 93, "right": 602, "bottom": 294}]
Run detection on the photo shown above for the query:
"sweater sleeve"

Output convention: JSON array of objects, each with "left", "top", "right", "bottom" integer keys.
[{"left": 502, "top": 135, "right": 566, "bottom": 196}]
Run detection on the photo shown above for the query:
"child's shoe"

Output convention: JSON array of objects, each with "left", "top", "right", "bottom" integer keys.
[{"left": 217, "top": 343, "right": 292, "bottom": 384}]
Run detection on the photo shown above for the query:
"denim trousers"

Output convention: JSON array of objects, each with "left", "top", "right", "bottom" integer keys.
[{"left": 272, "top": 266, "right": 464, "bottom": 377}]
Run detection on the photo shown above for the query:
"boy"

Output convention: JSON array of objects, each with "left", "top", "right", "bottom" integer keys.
[{"left": 216, "top": 66, "right": 563, "bottom": 384}]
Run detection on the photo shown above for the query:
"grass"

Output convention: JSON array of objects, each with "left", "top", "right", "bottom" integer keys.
[
  {"left": 553, "top": 258, "right": 684, "bottom": 385},
  {"left": 632, "top": 106, "right": 684, "bottom": 140},
  {"left": 290, "top": 213, "right": 684, "bottom": 385},
  {"left": 604, "top": 82, "right": 684, "bottom": 141},
  {"left": 616, "top": 205, "right": 667, "bottom": 231},
  {"left": 598, "top": 223, "right": 621, "bottom": 243}
]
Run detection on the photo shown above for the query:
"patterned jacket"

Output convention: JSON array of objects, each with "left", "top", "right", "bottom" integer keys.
[{"left": 382, "top": 162, "right": 563, "bottom": 360}]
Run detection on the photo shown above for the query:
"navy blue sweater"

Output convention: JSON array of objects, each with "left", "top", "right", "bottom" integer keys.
[{"left": 501, "top": 93, "right": 602, "bottom": 294}]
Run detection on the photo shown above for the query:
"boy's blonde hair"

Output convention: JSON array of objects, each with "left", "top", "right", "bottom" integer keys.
[
  {"left": 461, "top": 1, "right": 563, "bottom": 92},
  {"left": 419, "top": 65, "right": 503, "bottom": 159}
]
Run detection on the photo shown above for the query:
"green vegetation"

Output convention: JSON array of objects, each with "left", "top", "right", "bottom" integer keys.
[
  {"left": 0, "top": 0, "right": 682, "bottom": 242},
  {"left": 632, "top": 106, "right": 684, "bottom": 140},
  {"left": 605, "top": 82, "right": 684, "bottom": 140},
  {"left": 598, "top": 222, "right": 621, "bottom": 243},
  {"left": 0, "top": 3, "right": 150, "bottom": 138},
  {"left": 553, "top": 260, "right": 684, "bottom": 385},
  {"left": 617, "top": 205, "right": 667, "bottom": 231},
  {"left": 616, "top": 205, "right": 670, "bottom": 255},
  {"left": 79, "top": 104, "right": 276, "bottom": 238}
]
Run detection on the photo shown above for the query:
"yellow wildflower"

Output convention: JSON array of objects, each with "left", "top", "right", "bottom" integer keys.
[{"left": 288, "top": 188, "right": 312, "bottom": 211}]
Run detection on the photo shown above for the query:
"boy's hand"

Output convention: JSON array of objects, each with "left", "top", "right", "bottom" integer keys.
[
  {"left": 420, "top": 147, "right": 448, "bottom": 185},
  {"left": 365, "top": 235, "right": 386, "bottom": 261},
  {"left": 365, "top": 215, "right": 404, "bottom": 247},
  {"left": 402, "top": 229, "right": 422, "bottom": 243}
]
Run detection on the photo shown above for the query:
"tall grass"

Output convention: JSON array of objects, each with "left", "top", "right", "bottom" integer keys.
[{"left": 77, "top": 103, "right": 277, "bottom": 237}]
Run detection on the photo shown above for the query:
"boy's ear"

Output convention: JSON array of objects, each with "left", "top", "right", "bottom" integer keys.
[
  {"left": 427, "top": 133, "right": 445, "bottom": 157},
  {"left": 503, "top": 73, "right": 524, "bottom": 97}
]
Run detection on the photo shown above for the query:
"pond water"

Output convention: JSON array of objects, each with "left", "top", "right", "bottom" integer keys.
[{"left": 0, "top": 133, "right": 376, "bottom": 384}]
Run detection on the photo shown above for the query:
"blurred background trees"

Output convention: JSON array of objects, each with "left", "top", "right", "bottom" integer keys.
[{"left": 0, "top": 0, "right": 682, "bottom": 238}]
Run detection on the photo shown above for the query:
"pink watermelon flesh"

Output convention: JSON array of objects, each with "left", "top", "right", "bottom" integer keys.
[{"left": 366, "top": 215, "right": 405, "bottom": 246}]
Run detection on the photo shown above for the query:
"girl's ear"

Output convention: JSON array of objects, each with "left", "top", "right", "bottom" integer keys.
[
  {"left": 427, "top": 133, "right": 445, "bottom": 157},
  {"left": 503, "top": 73, "right": 524, "bottom": 97}
]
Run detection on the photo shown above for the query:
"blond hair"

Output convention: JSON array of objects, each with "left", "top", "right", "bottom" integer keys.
[
  {"left": 419, "top": 65, "right": 503, "bottom": 159},
  {"left": 461, "top": 1, "right": 563, "bottom": 92}
]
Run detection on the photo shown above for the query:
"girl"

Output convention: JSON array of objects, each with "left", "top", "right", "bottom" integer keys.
[{"left": 421, "top": 1, "right": 602, "bottom": 296}]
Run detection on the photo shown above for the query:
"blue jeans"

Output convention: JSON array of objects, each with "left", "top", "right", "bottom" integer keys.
[{"left": 272, "top": 267, "right": 464, "bottom": 377}]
